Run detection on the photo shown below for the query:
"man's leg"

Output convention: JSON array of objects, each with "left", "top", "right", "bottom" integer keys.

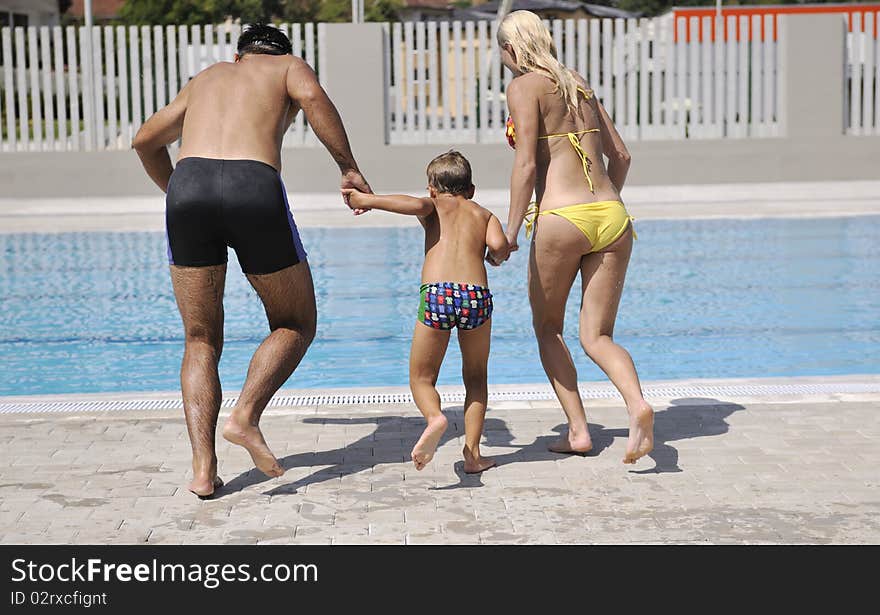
[
  {"left": 222, "top": 261, "right": 317, "bottom": 477},
  {"left": 170, "top": 264, "right": 227, "bottom": 498}
]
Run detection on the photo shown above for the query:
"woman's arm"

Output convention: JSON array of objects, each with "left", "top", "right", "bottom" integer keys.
[
  {"left": 341, "top": 189, "right": 434, "bottom": 217},
  {"left": 595, "top": 98, "right": 631, "bottom": 193},
  {"left": 505, "top": 77, "right": 539, "bottom": 251},
  {"left": 132, "top": 80, "right": 192, "bottom": 192}
]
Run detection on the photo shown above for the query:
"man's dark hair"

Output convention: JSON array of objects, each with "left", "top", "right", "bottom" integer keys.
[
  {"left": 426, "top": 151, "right": 473, "bottom": 196},
  {"left": 237, "top": 24, "right": 293, "bottom": 57}
]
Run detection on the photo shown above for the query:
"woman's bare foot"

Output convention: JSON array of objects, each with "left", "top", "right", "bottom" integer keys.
[
  {"left": 411, "top": 414, "right": 448, "bottom": 471},
  {"left": 548, "top": 427, "right": 593, "bottom": 455},
  {"left": 624, "top": 401, "right": 654, "bottom": 464},
  {"left": 189, "top": 475, "right": 224, "bottom": 499},
  {"left": 222, "top": 416, "right": 284, "bottom": 477},
  {"left": 462, "top": 445, "right": 496, "bottom": 473}
]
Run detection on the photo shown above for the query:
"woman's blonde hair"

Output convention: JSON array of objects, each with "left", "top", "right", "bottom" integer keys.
[{"left": 497, "top": 10, "right": 580, "bottom": 112}]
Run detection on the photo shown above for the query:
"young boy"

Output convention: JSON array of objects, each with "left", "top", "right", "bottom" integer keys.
[{"left": 342, "top": 151, "right": 510, "bottom": 473}]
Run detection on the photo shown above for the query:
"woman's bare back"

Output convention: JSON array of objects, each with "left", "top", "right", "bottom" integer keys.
[{"left": 525, "top": 72, "right": 622, "bottom": 209}]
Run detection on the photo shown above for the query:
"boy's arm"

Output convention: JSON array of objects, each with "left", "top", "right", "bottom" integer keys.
[
  {"left": 341, "top": 190, "right": 434, "bottom": 217},
  {"left": 485, "top": 214, "right": 511, "bottom": 266}
]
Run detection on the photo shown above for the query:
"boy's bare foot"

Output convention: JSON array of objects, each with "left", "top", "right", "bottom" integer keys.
[
  {"left": 548, "top": 428, "right": 593, "bottom": 455},
  {"left": 222, "top": 417, "right": 285, "bottom": 477},
  {"left": 189, "top": 475, "right": 224, "bottom": 499},
  {"left": 462, "top": 446, "right": 496, "bottom": 473},
  {"left": 624, "top": 401, "right": 654, "bottom": 464},
  {"left": 411, "top": 414, "right": 448, "bottom": 471}
]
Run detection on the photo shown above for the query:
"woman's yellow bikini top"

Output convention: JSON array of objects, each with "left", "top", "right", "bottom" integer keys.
[{"left": 505, "top": 86, "right": 600, "bottom": 193}]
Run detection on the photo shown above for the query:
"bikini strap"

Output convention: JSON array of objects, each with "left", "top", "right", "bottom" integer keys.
[
  {"left": 524, "top": 202, "right": 539, "bottom": 240},
  {"left": 566, "top": 133, "right": 596, "bottom": 193},
  {"left": 539, "top": 128, "right": 599, "bottom": 140}
]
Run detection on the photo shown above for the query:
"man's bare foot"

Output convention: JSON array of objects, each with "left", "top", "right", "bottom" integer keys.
[
  {"left": 548, "top": 428, "right": 593, "bottom": 455},
  {"left": 624, "top": 401, "right": 654, "bottom": 464},
  {"left": 189, "top": 475, "right": 224, "bottom": 499},
  {"left": 462, "top": 446, "right": 496, "bottom": 473},
  {"left": 411, "top": 414, "right": 448, "bottom": 471},
  {"left": 222, "top": 417, "right": 285, "bottom": 477}
]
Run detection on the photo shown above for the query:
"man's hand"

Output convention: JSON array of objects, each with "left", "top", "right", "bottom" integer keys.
[
  {"left": 341, "top": 170, "right": 372, "bottom": 215},
  {"left": 341, "top": 169, "right": 371, "bottom": 192}
]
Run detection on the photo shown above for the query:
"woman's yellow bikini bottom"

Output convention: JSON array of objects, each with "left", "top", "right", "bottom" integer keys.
[{"left": 525, "top": 200, "right": 636, "bottom": 252}]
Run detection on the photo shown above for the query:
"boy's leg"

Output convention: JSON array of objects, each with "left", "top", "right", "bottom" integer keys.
[
  {"left": 409, "top": 322, "right": 451, "bottom": 470},
  {"left": 458, "top": 320, "right": 496, "bottom": 473}
]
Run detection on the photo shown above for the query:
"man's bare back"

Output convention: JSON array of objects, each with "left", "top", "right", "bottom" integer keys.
[
  {"left": 177, "top": 55, "right": 301, "bottom": 169},
  {"left": 133, "top": 39, "right": 367, "bottom": 194}
]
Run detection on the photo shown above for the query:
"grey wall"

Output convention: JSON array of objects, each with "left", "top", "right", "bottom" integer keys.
[{"left": 1, "top": 14, "right": 877, "bottom": 200}]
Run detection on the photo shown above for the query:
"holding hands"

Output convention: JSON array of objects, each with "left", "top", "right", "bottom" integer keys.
[
  {"left": 341, "top": 186, "right": 371, "bottom": 215},
  {"left": 340, "top": 170, "right": 372, "bottom": 215}
]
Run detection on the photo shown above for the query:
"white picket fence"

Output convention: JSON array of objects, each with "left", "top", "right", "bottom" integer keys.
[
  {"left": 0, "top": 22, "right": 319, "bottom": 152},
  {"left": 846, "top": 12, "right": 880, "bottom": 136},
  {"left": 387, "top": 16, "right": 783, "bottom": 144},
  {"left": 3, "top": 17, "right": 878, "bottom": 152}
]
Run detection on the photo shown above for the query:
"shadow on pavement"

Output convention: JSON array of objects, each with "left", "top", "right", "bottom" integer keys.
[
  {"left": 587, "top": 397, "right": 747, "bottom": 474},
  {"left": 217, "top": 397, "right": 746, "bottom": 496}
]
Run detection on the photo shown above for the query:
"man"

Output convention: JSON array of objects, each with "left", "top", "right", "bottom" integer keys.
[{"left": 133, "top": 24, "right": 371, "bottom": 498}]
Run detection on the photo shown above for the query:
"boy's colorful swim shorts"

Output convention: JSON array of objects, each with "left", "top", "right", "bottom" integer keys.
[{"left": 419, "top": 282, "right": 493, "bottom": 330}]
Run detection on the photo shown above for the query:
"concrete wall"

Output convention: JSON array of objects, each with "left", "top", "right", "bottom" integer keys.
[{"left": 1, "top": 14, "right": 878, "bottom": 199}]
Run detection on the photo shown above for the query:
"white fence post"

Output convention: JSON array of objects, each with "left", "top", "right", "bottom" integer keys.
[
  {"left": 52, "top": 26, "right": 67, "bottom": 150},
  {"left": 116, "top": 25, "right": 129, "bottom": 148},
  {"left": 66, "top": 25, "right": 80, "bottom": 150},
  {"left": 39, "top": 27, "right": 54, "bottom": 149}
]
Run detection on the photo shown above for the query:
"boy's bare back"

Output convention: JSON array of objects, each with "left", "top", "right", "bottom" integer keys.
[{"left": 420, "top": 194, "right": 500, "bottom": 286}]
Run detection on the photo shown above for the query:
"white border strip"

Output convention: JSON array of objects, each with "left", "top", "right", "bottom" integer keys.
[{"left": 1, "top": 380, "right": 879, "bottom": 414}]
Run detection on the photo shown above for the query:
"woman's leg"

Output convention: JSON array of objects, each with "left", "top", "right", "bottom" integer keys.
[
  {"left": 578, "top": 227, "right": 653, "bottom": 463},
  {"left": 529, "top": 215, "right": 593, "bottom": 454}
]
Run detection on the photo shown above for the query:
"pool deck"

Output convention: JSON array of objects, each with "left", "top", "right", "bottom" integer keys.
[
  {"left": 2, "top": 180, "right": 878, "bottom": 544},
  {"left": 1, "top": 375, "right": 879, "bottom": 545},
  {"left": 1, "top": 179, "right": 879, "bottom": 232}
]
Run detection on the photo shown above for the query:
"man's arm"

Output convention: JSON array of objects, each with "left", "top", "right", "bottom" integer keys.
[
  {"left": 286, "top": 57, "right": 371, "bottom": 195},
  {"left": 341, "top": 189, "right": 434, "bottom": 217},
  {"left": 132, "top": 80, "right": 191, "bottom": 193}
]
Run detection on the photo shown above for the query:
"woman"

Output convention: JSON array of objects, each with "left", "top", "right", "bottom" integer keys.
[{"left": 496, "top": 10, "right": 653, "bottom": 463}]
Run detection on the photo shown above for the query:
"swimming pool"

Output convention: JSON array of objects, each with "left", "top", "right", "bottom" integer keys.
[{"left": 1, "top": 216, "right": 878, "bottom": 396}]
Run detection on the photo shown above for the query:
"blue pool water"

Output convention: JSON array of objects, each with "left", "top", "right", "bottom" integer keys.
[{"left": 1, "top": 216, "right": 878, "bottom": 396}]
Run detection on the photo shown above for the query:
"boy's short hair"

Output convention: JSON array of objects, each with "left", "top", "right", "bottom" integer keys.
[
  {"left": 237, "top": 24, "right": 293, "bottom": 57},
  {"left": 426, "top": 151, "right": 473, "bottom": 196}
]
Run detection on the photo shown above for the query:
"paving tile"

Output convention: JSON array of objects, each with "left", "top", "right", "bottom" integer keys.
[{"left": 2, "top": 399, "right": 879, "bottom": 544}]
